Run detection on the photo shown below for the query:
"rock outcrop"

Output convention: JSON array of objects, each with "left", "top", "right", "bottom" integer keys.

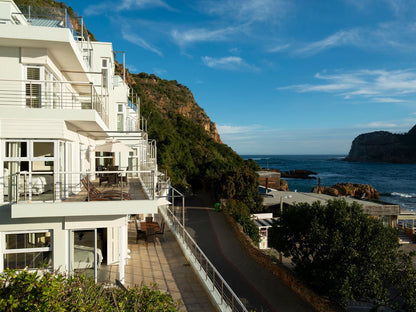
[
  {"left": 131, "top": 72, "right": 222, "bottom": 144},
  {"left": 345, "top": 125, "right": 416, "bottom": 163},
  {"left": 312, "top": 183, "right": 379, "bottom": 200},
  {"left": 279, "top": 169, "right": 317, "bottom": 179}
]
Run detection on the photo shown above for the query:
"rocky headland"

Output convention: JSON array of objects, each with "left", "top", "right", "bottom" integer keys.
[
  {"left": 311, "top": 183, "right": 380, "bottom": 200},
  {"left": 345, "top": 125, "right": 416, "bottom": 163}
]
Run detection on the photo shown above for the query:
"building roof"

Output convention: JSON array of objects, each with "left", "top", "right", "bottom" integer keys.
[
  {"left": 256, "top": 171, "right": 281, "bottom": 178},
  {"left": 262, "top": 188, "right": 400, "bottom": 216}
]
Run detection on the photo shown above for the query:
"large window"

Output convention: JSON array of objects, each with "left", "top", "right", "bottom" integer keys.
[
  {"left": 3, "top": 140, "right": 58, "bottom": 202},
  {"left": 3, "top": 231, "right": 52, "bottom": 270}
]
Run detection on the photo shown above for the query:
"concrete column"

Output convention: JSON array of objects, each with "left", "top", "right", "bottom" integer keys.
[{"left": 119, "top": 225, "right": 126, "bottom": 284}]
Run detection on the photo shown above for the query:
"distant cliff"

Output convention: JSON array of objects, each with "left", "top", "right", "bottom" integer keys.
[
  {"left": 131, "top": 72, "right": 221, "bottom": 144},
  {"left": 345, "top": 125, "right": 416, "bottom": 163}
]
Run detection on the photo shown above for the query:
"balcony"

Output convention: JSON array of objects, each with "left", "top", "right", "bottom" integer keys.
[
  {"left": 2, "top": 170, "right": 162, "bottom": 219},
  {"left": 0, "top": 78, "right": 109, "bottom": 128},
  {"left": 11, "top": 4, "right": 93, "bottom": 68}
]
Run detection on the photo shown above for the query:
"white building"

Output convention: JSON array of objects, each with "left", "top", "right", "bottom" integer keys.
[{"left": 0, "top": 0, "right": 166, "bottom": 283}]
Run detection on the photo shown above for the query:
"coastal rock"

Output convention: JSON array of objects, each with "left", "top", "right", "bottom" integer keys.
[
  {"left": 345, "top": 125, "right": 416, "bottom": 163},
  {"left": 312, "top": 183, "right": 379, "bottom": 200},
  {"left": 133, "top": 72, "right": 222, "bottom": 144},
  {"left": 279, "top": 169, "right": 317, "bottom": 179}
]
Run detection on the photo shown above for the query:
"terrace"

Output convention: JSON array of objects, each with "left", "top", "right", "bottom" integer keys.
[
  {"left": 0, "top": 78, "right": 110, "bottom": 127},
  {"left": 3, "top": 170, "right": 161, "bottom": 220}
]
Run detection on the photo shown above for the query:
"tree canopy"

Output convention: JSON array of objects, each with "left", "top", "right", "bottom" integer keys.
[{"left": 268, "top": 199, "right": 415, "bottom": 309}]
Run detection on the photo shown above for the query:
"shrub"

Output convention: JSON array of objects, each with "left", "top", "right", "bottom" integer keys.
[
  {"left": 225, "top": 199, "right": 259, "bottom": 245},
  {"left": 0, "top": 269, "right": 180, "bottom": 311}
]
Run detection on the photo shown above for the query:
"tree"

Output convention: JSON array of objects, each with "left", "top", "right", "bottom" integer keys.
[{"left": 268, "top": 199, "right": 399, "bottom": 307}]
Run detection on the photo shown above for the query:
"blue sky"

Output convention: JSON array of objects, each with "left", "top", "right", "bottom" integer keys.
[{"left": 67, "top": 0, "right": 416, "bottom": 155}]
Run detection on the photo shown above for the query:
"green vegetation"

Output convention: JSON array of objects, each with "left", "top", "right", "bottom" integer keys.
[
  {"left": 132, "top": 72, "right": 263, "bottom": 212},
  {"left": 225, "top": 199, "right": 260, "bottom": 244},
  {"left": 268, "top": 199, "right": 416, "bottom": 310},
  {"left": 0, "top": 269, "right": 179, "bottom": 311}
]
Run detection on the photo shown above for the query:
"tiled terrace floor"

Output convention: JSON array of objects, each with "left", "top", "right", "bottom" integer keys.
[
  {"left": 63, "top": 178, "right": 147, "bottom": 202},
  {"left": 124, "top": 219, "right": 216, "bottom": 312}
]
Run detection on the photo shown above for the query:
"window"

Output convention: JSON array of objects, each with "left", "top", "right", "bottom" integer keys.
[
  {"left": 95, "top": 152, "right": 113, "bottom": 168},
  {"left": 117, "top": 104, "right": 124, "bottom": 131},
  {"left": 25, "top": 67, "right": 42, "bottom": 108},
  {"left": 5, "top": 142, "right": 27, "bottom": 158},
  {"left": 3, "top": 231, "right": 52, "bottom": 270},
  {"left": 101, "top": 58, "right": 110, "bottom": 88}
]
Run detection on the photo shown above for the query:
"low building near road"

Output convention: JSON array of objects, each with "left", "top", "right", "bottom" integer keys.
[{"left": 262, "top": 188, "right": 400, "bottom": 228}]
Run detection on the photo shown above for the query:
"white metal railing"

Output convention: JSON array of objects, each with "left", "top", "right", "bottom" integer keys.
[
  {"left": 13, "top": 5, "right": 93, "bottom": 68},
  {"left": 159, "top": 188, "right": 248, "bottom": 312},
  {"left": 0, "top": 78, "right": 109, "bottom": 127},
  {"left": 1, "top": 170, "right": 157, "bottom": 203}
]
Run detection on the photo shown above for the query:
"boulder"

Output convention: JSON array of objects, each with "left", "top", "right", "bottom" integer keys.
[{"left": 312, "top": 183, "right": 379, "bottom": 200}]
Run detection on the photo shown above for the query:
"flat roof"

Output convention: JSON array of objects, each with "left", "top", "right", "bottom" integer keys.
[
  {"left": 262, "top": 188, "right": 400, "bottom": 216},
  {"left": 256, "top": 171, "right": 281, "bottom": 178}
]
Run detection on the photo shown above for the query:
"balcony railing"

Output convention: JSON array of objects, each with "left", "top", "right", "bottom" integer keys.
[
  {"left": 0, "top": 78, "right": 109, "bottom": 127},
  {"left": 159, "top": 189, "right": 248, "bottom": 312},
  {"left": 12, "top": 5, "right": 93, "bottom": 68},
  {"left": 1, "top": 170, "right": 156, "bottom": 204}
]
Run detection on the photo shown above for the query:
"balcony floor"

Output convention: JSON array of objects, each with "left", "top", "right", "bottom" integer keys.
[{"left": 63, "top": 178, "right": 148, "bottom": 202}]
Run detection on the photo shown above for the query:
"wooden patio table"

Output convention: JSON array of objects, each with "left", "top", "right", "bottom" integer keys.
[{"left": 140, "top": 222, "right": 161, "bottom": 233}]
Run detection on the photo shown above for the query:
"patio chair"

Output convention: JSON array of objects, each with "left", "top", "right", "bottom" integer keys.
[
  {"left": 156, "top": 220, "right": 165, "bottom": 242},
  {"left": 135, "top": 218, "right": 146, "bottom": 242},
  {"left": 81, "top": 176, "right": 131, "bottom": 200},
  {"left": 146, "top": 227, "right": 156, "bottom": 245}
]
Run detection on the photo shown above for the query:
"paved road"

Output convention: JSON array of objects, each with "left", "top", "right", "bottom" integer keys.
[{"left": 185, "top": 194, "right": 315, "bottom": 312}]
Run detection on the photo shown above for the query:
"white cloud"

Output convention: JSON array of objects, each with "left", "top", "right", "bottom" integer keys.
[
  {"left": 217, "top": 124, "right": 259, "bottom": 134},
  {"left": 171, "top": 26, "right": 240, "bottom": 47},
  {"left": 296, "top": 22, "right": 416, "bottom": 56},
  {"left": 267, "top": 43, "right": 290, "bottom": 53},
  {"left": 200, "top": 0, "right": 291, "bottom": 24},
  {"left": 201, "top": 56, "right": 258, "bottom": 71},
  {"left": 297, "top": 30, "right": 360, "bottom": 55},
  {"left": 372, "top": 97, "right": 406, "bottom": 103},
  {"left": 121, "top": 31, "right": 163, "bottom": 56},
  {"left": 354, "top": 121, "right": 398, "bottom": 128},
  {"left": 153, "top": 68, "right": 167, "bottom": 76},
  {"left": 84, "top": 0, "right": 173, "bottom": 16},
  {"left": 279, "top": 68, "right": 416, "bottom": 103}
]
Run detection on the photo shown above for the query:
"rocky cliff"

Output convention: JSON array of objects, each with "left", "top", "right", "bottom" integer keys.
[
  {"left": 130, "top": 72, "right": 222, "bottom": 144},
  {"left": 345, "top": 125, "right": 416, "bottom": 163}
]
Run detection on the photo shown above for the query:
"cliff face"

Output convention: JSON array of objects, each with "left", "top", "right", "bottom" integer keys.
[
  {"left": 345, "top": 125, "right": 416, "bottom": 163},
  {"left": 130, "top": 72, "right": 222, "bottom": 144}
]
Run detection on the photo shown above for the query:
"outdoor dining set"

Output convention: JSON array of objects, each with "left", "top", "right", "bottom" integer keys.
[{"left": 135, "top": 216, "right": 165, "bottom": 245}]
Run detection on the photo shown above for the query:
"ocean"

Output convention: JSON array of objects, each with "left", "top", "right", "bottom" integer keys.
[{"left": 241, "top": 155, "right": 416, "bottom": 212}]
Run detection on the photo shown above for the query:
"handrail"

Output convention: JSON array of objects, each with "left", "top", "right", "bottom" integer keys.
[
  {"left": 2, "top": 169, "right": 157, "bottom": 203},
  {"left": 0, "top": 78, "right": 108, "bottom": 127},
  {"left": 160, "top": 188, "right": 248, "bottom": 312}
]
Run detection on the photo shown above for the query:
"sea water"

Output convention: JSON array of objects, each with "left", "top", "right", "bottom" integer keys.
[{"left": 242, "top": 155, "right": 416, "bottom": 212}]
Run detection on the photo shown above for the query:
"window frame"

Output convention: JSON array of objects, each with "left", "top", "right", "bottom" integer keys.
[{"left": 1, "top": 230, "right": 53, "bottom": 271}]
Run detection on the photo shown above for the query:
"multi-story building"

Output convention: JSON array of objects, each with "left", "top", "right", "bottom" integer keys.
[{"left": 0, "top": 0, "right": 165, "bottom": 283}]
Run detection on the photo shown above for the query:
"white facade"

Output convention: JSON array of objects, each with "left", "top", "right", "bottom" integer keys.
[{"left": 0, "top": 0, "right": 162, "bottom": 283}]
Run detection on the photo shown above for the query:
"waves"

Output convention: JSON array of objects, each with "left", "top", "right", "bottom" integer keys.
[{"left": 390, "top": 192, "right": 416, "bottom": 199}]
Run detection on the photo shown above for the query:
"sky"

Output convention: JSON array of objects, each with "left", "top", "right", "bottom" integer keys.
[{"left": 66, "top": 0, "right": 416, "bottom": 155}]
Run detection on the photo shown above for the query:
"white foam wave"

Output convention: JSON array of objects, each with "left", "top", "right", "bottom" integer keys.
[{"left": 391, "top": 192, "right": 415, "bottom": 198}]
